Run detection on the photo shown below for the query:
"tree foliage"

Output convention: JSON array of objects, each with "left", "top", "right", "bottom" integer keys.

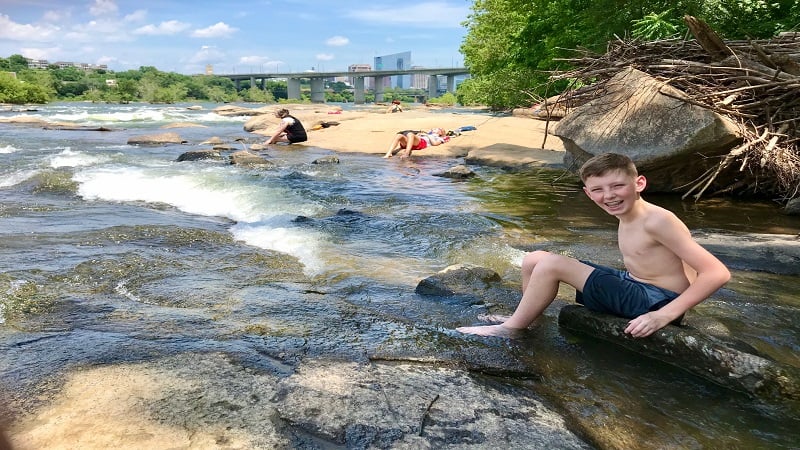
[{"left": 459, "top": 0, "right": 800, "bottom": 109}]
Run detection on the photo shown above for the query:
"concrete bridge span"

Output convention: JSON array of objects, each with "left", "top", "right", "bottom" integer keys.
[{"left": 218, "top": 67, "right": 469, "bottom": 104}]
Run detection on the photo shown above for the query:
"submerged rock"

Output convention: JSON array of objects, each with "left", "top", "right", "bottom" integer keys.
[
  {"left": 434, "top": 164, "right": 476, "bottom": 179},
  {"left": 176, "top": 150, "right": 222, "bottom": 162},
  {"left": 558, "top": 305, "right": 800, "bottom": 403},
  {"left": 127, "top": 132, "right": 186, "bottom": 145},
  {"left": 229, "top": 150, "right": 276, "bottom": 168}
]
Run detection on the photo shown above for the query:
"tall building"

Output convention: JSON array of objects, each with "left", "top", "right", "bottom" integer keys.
[
  {"left": 348, "top": 63, "right": 372, "bottom": 89},
  {"left": 374, "top": 51, "right": 411, "bottom": 88},
  {"left": 205, "top": 64, "right": 214, "bottom": 75}
]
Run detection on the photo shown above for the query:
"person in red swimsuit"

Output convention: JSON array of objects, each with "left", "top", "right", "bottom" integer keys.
[{"left": 383, "top": 128, "right": 448, "bottom": 158}]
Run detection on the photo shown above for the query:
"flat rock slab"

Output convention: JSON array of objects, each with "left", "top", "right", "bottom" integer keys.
[{"left": 558, "top": 305, "right": 800, "bottom": 403}]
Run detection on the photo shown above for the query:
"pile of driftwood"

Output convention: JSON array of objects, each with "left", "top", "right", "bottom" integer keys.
[{"left": 549, "top": 16, "right": 799, "bottom": 201}]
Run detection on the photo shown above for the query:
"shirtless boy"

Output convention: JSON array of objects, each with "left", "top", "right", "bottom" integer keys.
[{"left": 456, "top": 153, "right": 730, "bottom": 338}]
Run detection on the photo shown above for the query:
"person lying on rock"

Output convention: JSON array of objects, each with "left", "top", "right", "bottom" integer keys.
[
  {"left": 457, "top": 152, "right": 730, "bottom": 338},
  {"left": 265, "top": 108, "right": 307, "bottom": 145},
  {"left": 383, "top": 127, "right": 449, "bottom": 158}
]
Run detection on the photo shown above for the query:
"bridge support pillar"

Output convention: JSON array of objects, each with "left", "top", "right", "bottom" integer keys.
[
  {"left": 374, "top": 76, "right": 386, "bottom": 103},
  {"left": 287, "top": 78, "right": 301, "bottom": 101},
  {"left": 310, "top": 78, "right": 325, "bottom": 103},
  {"left": 353, "top": 77, "right": 365, "bottom": 104},
  {"left": 446, "top": 75, "right": 456, "bottom": 94},
  {"left": 234, "top": 79, "right": 241, "bottom": 91},
  {"left": 249, "top": 76, "right": 256, "bottom": 88},
  {"left": 428, "top": 75, "right": 439, "bottom": 99}
]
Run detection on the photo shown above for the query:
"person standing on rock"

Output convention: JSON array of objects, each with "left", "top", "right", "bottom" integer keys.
[
  {"left": 265, "top": 108, "right": 307, "bottom": 145},
  {"left": 457, "top": 153, "right": 730, "bottom": 338}
]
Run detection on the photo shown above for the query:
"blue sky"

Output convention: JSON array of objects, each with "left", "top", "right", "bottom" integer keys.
[{"left": 0, "top": 0, "right": 471, "bottom": 75}]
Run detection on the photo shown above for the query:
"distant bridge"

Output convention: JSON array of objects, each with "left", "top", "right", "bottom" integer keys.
[{"left": 217, "top": 67, "right": 470, "bottom": 104}]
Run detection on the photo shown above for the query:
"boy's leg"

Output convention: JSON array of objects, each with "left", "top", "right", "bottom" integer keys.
[
  {"left": 457, "top": 251, "right": 595, "bottom": 336},
  {"left": 398, "top": 133, "right": 418, "bottom": 158}
]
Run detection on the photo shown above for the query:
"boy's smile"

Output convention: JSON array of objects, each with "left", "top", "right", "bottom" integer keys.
[{"left": 583, "top": 170, "right": 646, "bottom": 217}]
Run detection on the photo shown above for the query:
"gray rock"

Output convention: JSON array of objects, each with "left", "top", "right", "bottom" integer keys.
[
  {"left": 558, "top": 305, "right": 800, "bottom": 402},
  {"left": 786, "top": 197, "right": 800, "bottom": 216},
  {"left": 696, "top": 232, "right": 800, "bottom": 275},
  {"left": 176, "top": 149, "right": 222, "bottom": 162},
  {"left": 127, "top": 132, "right": 186, "bottom": 145},
  {"left": 229, "top": 150, "right": 276, "bottom": 168},
  {"left": 551, "top": 67, "right": 741, "bottom": 192},
  {"left": 312, "top": 155, "right": 340, "bottom": 164},
  {"left": 415, "top": 264, "right": 502, "bottom": 297},
  {"left": 434, "top": 164, "right": 476, "bottom": 179}
]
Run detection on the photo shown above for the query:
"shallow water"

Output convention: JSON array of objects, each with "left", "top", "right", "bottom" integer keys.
[{"left": 1, "top": 102, "right": 799, "bottom": 448}]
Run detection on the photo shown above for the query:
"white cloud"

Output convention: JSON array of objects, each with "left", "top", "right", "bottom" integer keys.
[
  {"left": 96, "top": 55, "right": 117, "bottom": 65},
  {"left": 134, "top": 20, "right": 191, "bottom": 36},
  {"left": 124, "top": 10, "right": 148, "bottom": 22},
  {"left": 20, "top": 46, "right": 60, "bottom": 60},
  {"left": 42, "top": 10, "right": 70, "bottom": 23},
  {"left": 189, "top": 45, "right": 226, "bottom": 64},
  {"left": 0, "top": 14, "right": 60, "bottom": 41},
  {"left": 326, "top": 35, "right": 349, "bottom": 46},
  {"left": 239, "top": 55, "right": 271, "bottom": 65},
  {"left": 316, "top": 53, "right": 334, "bottom": 61},
  {"left": 89, "top": 0, "right": 119, "bottom": 17},
  {"left": 191, "top": 22, "right": 238, "bottom": 38},
  {"left": 347, "top": 1, "right": 468, "bottom": 28}
]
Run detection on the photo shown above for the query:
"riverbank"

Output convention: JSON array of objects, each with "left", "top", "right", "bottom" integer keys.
[{"left": 242, "top": 103, "right": 567, "bottom": 166}]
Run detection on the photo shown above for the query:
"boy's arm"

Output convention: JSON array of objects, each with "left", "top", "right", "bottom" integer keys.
[{"left": 625, "top": 212, "right": 731, "bottom": 338}]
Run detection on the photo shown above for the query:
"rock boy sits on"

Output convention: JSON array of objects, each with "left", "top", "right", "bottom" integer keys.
[
  {"left": 457, "top": 153, "right": 730, "bottom": 338},
  {"left": 265, "top": 108, "right": 307, "bottom": 145}
]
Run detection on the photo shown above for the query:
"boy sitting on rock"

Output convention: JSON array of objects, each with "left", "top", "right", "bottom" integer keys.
[{"left": 457, "top": 152, "right": 730, "bottom": 338}]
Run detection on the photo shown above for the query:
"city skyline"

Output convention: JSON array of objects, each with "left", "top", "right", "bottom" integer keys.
[{"left": 0, "top": 0, "right": 469, "bottom": 75}]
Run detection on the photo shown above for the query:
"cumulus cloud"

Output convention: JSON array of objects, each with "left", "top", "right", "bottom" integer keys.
[
  {"left": 191, "top": 22, "right": 238, "bottom": 38},
  {"left": 325, "top": 35, "right": 349, "bottom": 46},
  {"left": 189, "top": 45, "right": 227, "bottom": 64},
  {"left": 346, "top": 1, "right": 468, "bottom": 28},
  {"left": 316, "top": 53, "right": 334, "bottom": 61},
  {"left": 0, "top": 14, "right": 60, "bottom": 41},
  {"left": 20, "top": 47, "right": 60, "bottom": 60},
  {"left": 42, "top": 10, "right": 70, "bottom": 23},
  {"left": 134, "top": 20, "right": 191, "bottom": 35},
  {"left": 239, "top": 55, "right": 271, "bottom": 65},
  {"left": 89, "top": 0, "right": 119, "bottom": 17},
  {"left": 124, "top": 10, "right": 148, "bottom": 22}
]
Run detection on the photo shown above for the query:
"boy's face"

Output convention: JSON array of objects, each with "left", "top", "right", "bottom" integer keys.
[{"left": 582, "top": 169, "right": 646, "bottom": 216}]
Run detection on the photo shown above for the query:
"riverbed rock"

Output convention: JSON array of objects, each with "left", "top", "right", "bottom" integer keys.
[
  {"left": 415, "top": 264, "right": 519, "bottom": 308},
  {"left": 229, "top": 150, "right": 276, "bottom": 168},
  {"left": 312, "top": 155, "right": 340, "bottom": 164},
  {"left": 176, "top": 149, "right": 222, "bottom": 162},
  {"left": 558, "top": 305, "right": 800, "bottom": 403},
  {"left": 434, "top": 164, "right": 476, "bottom": 179},
  {"left": 161, "top": 122, "right": 207, "bottom": 129},
  {"left": 551, "top": 66, "right": 742, "bottom": 193},
  {"left": 786, "top": 197, "right": 800, "bottom": 216},
  {"left": 696, "top": 232, "right": 800, "bottom": 275},
  {"left": 127, "top": 132, "right": 186, "bottom": 145}
]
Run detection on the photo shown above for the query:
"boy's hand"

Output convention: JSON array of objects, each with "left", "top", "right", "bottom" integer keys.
[{"left": 625, "top": 311, "right": 671, "bottom": 338}]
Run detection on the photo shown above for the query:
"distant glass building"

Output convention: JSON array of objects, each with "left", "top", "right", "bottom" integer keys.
[{"left": 374, "top": 51, "right": 411, "bottom": 88}]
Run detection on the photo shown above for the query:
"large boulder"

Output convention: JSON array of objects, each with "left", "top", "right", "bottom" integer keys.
[
  {"left": 229, "top": 150, "right": 276, "bottom": 168},
  {"left": 551, "top": 67, "right": 741, "bottom": 192}
]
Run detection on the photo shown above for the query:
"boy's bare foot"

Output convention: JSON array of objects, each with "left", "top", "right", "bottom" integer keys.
[
  {"left": 383, "top": 153, "right": 392, "bottom": 158},
  {"left": 455, "top": 324, "right": 521, "bottom": 338}
]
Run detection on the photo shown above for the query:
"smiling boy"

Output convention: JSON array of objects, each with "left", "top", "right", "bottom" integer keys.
[{"left": 456, "top": 152, "right": 730, "bottom": 338}]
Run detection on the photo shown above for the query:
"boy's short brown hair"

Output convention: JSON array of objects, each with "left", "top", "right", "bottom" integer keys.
[{"left": 579, "top": 153, "right": 638, "bottom": 182}]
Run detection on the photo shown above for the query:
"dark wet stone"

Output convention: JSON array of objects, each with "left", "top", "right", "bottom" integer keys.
[
  {"left": 312, "top": 156, "right": 340, "bottom": 164},
  {"left": 176, "top": 149, "right": 222, "bottom": 162},
  {"left": 558, "top": 305, "right": 800, "bottom": 403},
  {"left": 434, "top": 164, "right": 476, "bottom": 179}
]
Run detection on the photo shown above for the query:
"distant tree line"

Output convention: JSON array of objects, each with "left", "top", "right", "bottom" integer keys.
[
  {"left": 457, "top": 0, "right": 800, "bottom": 109},
  {"left": 1, "top": 54, "right": 372, "bottom": 105}
]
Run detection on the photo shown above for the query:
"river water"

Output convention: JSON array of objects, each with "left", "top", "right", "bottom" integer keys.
[{"left": 1, "top": 102, "right": 798, "bottom": 448}]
